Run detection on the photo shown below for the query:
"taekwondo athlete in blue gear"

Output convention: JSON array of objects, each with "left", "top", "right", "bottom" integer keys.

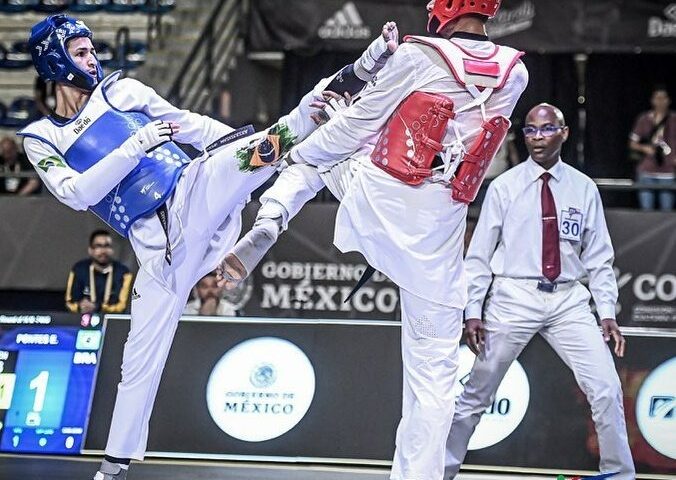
[{"left": 19, "top": 14, "right": 402, "bottom": 480}]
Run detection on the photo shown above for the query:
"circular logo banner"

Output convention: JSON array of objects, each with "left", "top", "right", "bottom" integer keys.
[
  {"left": 206, "top": 337, "right": 316, "bottom": 442},
  {"left": 453, "top": 345, "right": 531, "bottom": 450},
  {"left": 636, "top": 356, "right": 676, "bottom": 459}
]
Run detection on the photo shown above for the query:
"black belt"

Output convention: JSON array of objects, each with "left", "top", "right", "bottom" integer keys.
[
  {"left": 536, "top": 281, "right": 572, "bottom": 293},
  {"left": 205, "top": 124, "right": 255, "bottom": 154},
  {"left": 156, "top": 203, "right": 172, "bottom": 265},
  {"left": 344, "top": 265, "right": 376, "bottom": 303}
]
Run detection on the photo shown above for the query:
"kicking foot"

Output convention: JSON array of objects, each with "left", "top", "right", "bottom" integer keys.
[{"left": 216, "top": 252, "right": 248, "bottom": 290}]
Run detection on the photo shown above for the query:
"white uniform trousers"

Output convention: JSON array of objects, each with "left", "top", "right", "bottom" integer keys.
[
  {"left": 105, "top": 143, "right": 275, "bottom": 460},
  {"left": 444, "top": 278, "right": 635, "bottom": 480},
  {"left": 391, "top": 288, "right": 463, "bottom": 480}
]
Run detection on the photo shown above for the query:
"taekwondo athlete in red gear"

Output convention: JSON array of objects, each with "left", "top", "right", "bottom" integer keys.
[
  {"left": 286, "top": 2, "right": 529, "bottom": 479},
  {"left": 19, "top": 14, "right": 400, "bottom": 480}
]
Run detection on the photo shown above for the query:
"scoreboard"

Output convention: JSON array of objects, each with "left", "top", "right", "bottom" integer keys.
[{"left": 0, "top": 312, "right": 104, "bottom": 454}]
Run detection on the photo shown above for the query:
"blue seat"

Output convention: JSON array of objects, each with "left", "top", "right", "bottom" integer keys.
[
  {"left": 0, "top": 0, "right": 39, "bottom": 13},
  {"left": 34, "top": 0, "right": 71, "bottom": 12},
  {"left": 3, "top": 41, "right": 33, "bottom": 69},
  {"left": 140, "top": 0, "right": 175, "bottom": 14},
  {"left": 69, "top": 0, "right": 109, "bottom": 12},
  {"left": 108, "top": 27, "right": 146, "bottom": 70},
  {"left": 93, "top": 41, "right": 114, "bottom": 66},
  {"left": 105, "top": 0, "right": 143, "bottom": 12},
  {"left": 0, "top": 44, "right": 8, "bottom": 69},
  {"left": 0, "top": 101, "right": 7, "bottom": 125},
  {"left": 123, "top": 40, "right": 146, "bottom": 67},
  {"left": 2, "top": 97, "right": 40, "bottom": 127}
]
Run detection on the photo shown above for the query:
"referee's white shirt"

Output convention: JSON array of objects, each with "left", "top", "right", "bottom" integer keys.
[{"left": 465, "top": 157, "right": 618, "bottom": 320}]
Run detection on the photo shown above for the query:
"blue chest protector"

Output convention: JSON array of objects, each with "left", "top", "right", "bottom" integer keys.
[
  {"left": 19, "top": 72, "right": 191, "bottom": 237},
  {"left": 66, "top": 109, "right": 190, "bottom": 236}
]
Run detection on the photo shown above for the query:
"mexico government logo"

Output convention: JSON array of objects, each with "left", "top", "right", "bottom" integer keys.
[{"left": 206, "top": 337, "right": 316, "bottom": 442}]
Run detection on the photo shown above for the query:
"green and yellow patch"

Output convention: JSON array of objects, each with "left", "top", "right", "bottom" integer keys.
[
  {"left": 36, "top": 155, "right": 66, "bottom": 172},
  {"left": 236, "top": 123, "right": 296, "bottom": 172}
]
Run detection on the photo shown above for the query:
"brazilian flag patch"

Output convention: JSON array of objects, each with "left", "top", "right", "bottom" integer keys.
[
  {"left": 236, "top": 122, "right": 296, "bottom": 172},
  {"left": 36, "top": 155, "right": 66, "bottom": 172}
]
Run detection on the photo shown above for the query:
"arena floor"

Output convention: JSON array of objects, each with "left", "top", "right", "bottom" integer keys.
[{"left": 0, "top": 455, "right": 559, "bottom": 480}]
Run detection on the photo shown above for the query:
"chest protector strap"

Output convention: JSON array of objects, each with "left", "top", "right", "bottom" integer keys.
[{"left": 371, "top": 91, "right": 454, "bottom": 186}]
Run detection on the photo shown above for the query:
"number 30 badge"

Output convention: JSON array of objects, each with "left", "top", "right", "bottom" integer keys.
[{"left": 560, "top": 207, "right": 583, "bottom": 241}]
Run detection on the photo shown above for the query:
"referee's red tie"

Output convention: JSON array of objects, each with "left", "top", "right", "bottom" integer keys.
[{"left": 540, "top": 172, "right": 561, "bottom": 282}]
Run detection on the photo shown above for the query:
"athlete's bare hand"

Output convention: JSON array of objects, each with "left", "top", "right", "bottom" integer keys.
[
  {"left": 310, "top": 91, "right": 352, "bottom": 126},
  {"left": 382, "top": 21, "right": 399, "bottom": 54}
]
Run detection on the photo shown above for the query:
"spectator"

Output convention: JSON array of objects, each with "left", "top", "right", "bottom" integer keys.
[
  {"left": 66, "top": 230, "right": 133, "bottom": 313},
  {"left": 184, "top": 271, "right": 237, "bottom": 316},
  {"left": 628, "top": 85, "right": 675, "bottom": 211},
  {"left": 0, "top": 136, "right": 41, "bottom": 195}
]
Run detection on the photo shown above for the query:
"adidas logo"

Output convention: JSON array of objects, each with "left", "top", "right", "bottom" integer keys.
[{"left": 318, "top": 2, "right": 372, "bottom": 40}]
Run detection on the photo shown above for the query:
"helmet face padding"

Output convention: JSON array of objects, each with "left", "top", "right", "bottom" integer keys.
[
  {"left": 427, "top": 0, "right": 501, "bottom": 34},
  {"left": 29, "top": 14, "right": 104, "bottom": 91}
]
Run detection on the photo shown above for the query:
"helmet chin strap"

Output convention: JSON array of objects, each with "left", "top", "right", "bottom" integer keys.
[{"left": 68, "top": 69, "right": 99, "bottom": 91}]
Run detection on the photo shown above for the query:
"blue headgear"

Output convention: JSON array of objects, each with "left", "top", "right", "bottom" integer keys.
[{"left": 28, "top": 15, "right": 104, "bottom": 91}]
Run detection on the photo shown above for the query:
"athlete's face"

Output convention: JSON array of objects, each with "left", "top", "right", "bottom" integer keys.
[
  {"left": 523, "top": 105, "right": 568, "bottom": 168},
  {"left": 67, "top": 36, "right": 98, "bottom": 79},
  {"left": 88, "top": 234, "right": 113, "bottom": 266}
]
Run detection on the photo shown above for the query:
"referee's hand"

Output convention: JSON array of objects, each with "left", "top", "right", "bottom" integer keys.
[
  {"left": 464, "top": 318, "right": 485, "bottom": 356},
  {"left": 601, "top": 319, "right": 626, "bottom": 358}
]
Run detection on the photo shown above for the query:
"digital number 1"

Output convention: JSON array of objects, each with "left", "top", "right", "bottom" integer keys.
[{"left": 29, "top": 371, "right": 49, "bottom": 412}]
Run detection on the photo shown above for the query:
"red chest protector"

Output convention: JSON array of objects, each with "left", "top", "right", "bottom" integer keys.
[
  {"left": 371, "top": 36, "right": 524, "bottom": 203},
  {"left": 371, "top": 92, "right": 454, "bottom": 186}
]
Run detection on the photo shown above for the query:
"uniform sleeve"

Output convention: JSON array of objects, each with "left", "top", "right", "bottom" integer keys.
[
  {"left": 291, "top": 44, "right": 420, "bottom": 167},
  {"left": 65, "top": 270, "right": 79, "bottom": 313},
  {"left": 23, "top": 136, "right": 140, "bottom": 210},
  {"left": 259, "top": 163, "right": 326, "bottom": 226},
  {"left": 102, "top": 271, "right": 133, "bottom": 313},
  {"left": 107, "top": 78, "right": 234, "bottom": 152},
  {"left": 464, "top": 182, "right": 504, "bottom": 320},
  {"left": 581, "top": 186, "right": 618, "bottom": 320}
]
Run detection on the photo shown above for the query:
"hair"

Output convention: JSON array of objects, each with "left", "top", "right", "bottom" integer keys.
[
  {"left": 89, "top": 229, "right": 111, "bottom": 246},
  {"left": 652, "top": 84, "right": 670, "bottom": 97}
]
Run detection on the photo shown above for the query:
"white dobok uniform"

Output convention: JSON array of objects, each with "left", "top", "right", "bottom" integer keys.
[
  {"left": 20, "top": 73, "right": 328, "bottom": 460},
  {"left": 282, "top": 35, "right": 529, "bottom": 480},
  {"left": 445, "top": 158, "right": 635, "bottom": 479}
]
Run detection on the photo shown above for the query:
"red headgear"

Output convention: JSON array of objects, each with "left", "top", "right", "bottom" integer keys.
[{"left": 427, "top": 0, "right": 501, "bottom": 34}]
